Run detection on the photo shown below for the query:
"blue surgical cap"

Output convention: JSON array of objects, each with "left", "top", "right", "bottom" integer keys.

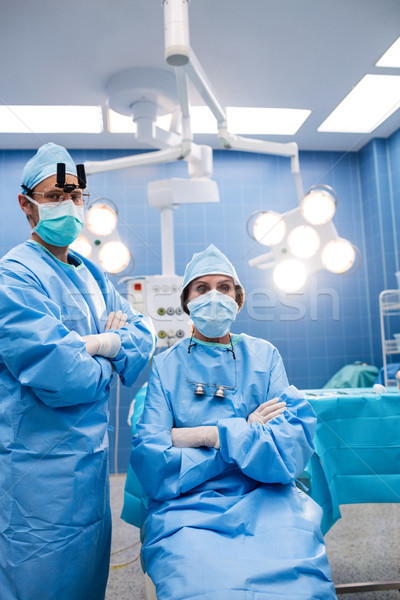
[
  {"left": 181, "top": 244, "right": 243, "bottom": 292},
  {"left": 21, "top": 143, "right": 77, "bottom": 192}
]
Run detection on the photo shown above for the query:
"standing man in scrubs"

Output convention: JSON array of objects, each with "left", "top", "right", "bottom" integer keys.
[{"left": 0, "top": 143, "right": 155, "bottom": 600}]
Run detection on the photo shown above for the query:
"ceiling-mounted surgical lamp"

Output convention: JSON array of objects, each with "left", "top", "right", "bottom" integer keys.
[
  {"left": 321, "top": 238, "right": 356, "bottom": 274},
  {"left": 272, "top": 259, "right": 308, "bottom": 294},
  {"left": 86, "top": 198, "right": 118, "bottom": 236},
  {"left": 300, "top": 185, "right": 337, "bottom": 226},
  {"left": 70, "top": 197, "right": 134, "bottom": 275},
  {"left": 248, "top": 203, "right": 360, "bottom": 293},
  {"left": 247, "top": 210, "right": 286, "bottom": 247},
  {"left": 287, "top": 225, "right": 320, "bottom": 259},
  {"left": 98, "top": 240, "right": 131, "bottom": 274}
]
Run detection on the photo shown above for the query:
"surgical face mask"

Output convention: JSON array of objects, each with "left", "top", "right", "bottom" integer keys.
[
  {"left": 28, "top": 197, "right": 84, "bottom": 247},
  {"left": 187, "top": 289, "right": 238, "bottom": 338}
]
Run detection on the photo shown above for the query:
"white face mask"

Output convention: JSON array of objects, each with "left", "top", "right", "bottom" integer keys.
[{"left": 187, "top": 289, "right": 238, "bottom": 338}]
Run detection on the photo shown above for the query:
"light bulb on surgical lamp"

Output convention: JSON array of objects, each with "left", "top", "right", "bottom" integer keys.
[
  {"left": 321, "top": 238, "right": 356, "bottom": 274},
  {"left": 301, "top": 186, "right": 337, "bottom": 226},
  {"left": 252, "top": 211, "right": 286, "bottom": 246},
  {"left": 70, "top": 234, "right": 92, "bottom": 259},
  {"left": 273, "top": 259, "right": 307, "bottom": 293},
  {"left": 98, "top": 241, "right": 131, "bottom": 274},
  {"left": 86, "top": 199, "right": 118, "bottom": 236},
  {"left": 287, "top": 225, "right": 320, "bottom": 259}
]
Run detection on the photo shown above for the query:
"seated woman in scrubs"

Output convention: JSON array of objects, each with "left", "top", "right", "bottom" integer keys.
[{"left": 131, "top": 244, "right": 337, "bottom": 600}]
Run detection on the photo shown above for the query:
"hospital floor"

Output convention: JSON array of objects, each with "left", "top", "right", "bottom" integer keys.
[{"left": 106, "top": 475, "right": 400, "bottom": 600}]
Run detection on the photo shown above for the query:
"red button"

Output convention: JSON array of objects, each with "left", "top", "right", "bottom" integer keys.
[{"left": 134, "top": 283, "right": 142, "bottom": 290}]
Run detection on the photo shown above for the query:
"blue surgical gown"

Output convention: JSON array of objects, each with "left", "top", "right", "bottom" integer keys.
[
  {"left": 132, "top": 335, "right": 337, "bottom": 600},
  {"left": 0, "top": 240, "right": 155, "bottom": 600}
]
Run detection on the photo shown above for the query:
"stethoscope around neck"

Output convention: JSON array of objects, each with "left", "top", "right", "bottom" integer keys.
[{"left": 186, "top": 334, "right": 237, "bottom": 400}]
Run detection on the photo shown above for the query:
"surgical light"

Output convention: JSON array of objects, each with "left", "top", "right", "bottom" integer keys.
[
  {"left": 86, "top": 200, "right": 118, "bottom": 236},
  {"left": 70, "top": 235, "right": 92, "bottom": 258},
  {"left": 321, "top": 238, "right": 355, "bottom": 274},
  {"left": 273, "top": 259, "right": 307, "bottom": 293},
  {"left": 287, "top": 226, "right": 320, "bottom": 259},
  {"left": 253, "top": 211, "right": 286, "bottom": 246},
  {"left": 301, "top": 186, "right": 336, "bottom": 225},
  {"left": 249, "top": 204, "right": 361, "bottom": 289},
  {"left": 98, "top": 241, "right": 131, "bottom": 274}
]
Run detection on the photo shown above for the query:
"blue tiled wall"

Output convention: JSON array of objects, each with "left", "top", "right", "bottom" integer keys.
[
  {"left": 1, "top": 130, "right": 399, "bottom": 472},
  {"left": 358, "top": 133, "right": 400, "bottom": 367}
]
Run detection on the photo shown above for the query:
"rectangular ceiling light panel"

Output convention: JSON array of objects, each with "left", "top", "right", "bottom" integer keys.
[
  {"left": 376, "top": 36, "right": 400, "bottom": 68},
  {"left": 189, "top": 106, "right": 311, "bottom": 135},
  {"left": 226, "top": 107, "right": 311, "bottom": 135},
  {"left": 318, "top": 74, "right": 400, "bottom": 133},
  {"left": 0, "top": 105, "right": 103, "bottom": 133}
]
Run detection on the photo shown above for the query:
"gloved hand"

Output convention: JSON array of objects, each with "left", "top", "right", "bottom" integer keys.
[
  {"left": 82, "top": 310, "right": 127, "bottom": 358},
  {"left": 171, "top": 426, "right": 220, "bottom": 449},
  {"left": 247, "top": 397, "right": 286, "bottom": 425},
  {"left": 104, "top": 310, "right": 128, "bottom": 331},
  {"left": 82, "top": 332, "right": 121, "bottom": 358}
]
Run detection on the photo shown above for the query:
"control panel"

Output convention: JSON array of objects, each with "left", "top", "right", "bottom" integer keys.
[{"left": 125, "top": 274, "right": 191, "bottom": 348}]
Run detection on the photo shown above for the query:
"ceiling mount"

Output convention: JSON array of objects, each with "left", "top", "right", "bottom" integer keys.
[{"left": 106, "top": 67, "right": 179, "bottom": 120}]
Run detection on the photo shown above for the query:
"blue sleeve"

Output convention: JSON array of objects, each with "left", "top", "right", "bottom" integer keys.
[
  {"left": 0, "top": 269, "right": 114, "bottom": 408},
  {"left": 101, "top": 276, "right": 156, "bottom": 386},
  {"left": 131, "top": 361, "right": 229, "bottom": 501},
  {"left": 267, "top": 348, "right": 290, "bottom": 399},
  {"left": 217, "top": 386, "right": 316, "bottom": 483}
]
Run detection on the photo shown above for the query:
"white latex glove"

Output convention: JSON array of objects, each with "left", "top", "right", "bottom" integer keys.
[
  {"left": 247, "top": 397, "right": 286, "bottom": 425},
  {"left": 171, "top": 426, "right": 220, "bottom": 450},
  {"left": 104, "top": 310, "right": 128, "bottom": 331},
  {"left": 82, "top": 332, "right": 121, "bottom": 358}
]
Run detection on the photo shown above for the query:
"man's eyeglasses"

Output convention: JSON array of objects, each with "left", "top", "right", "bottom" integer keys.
[{"left": 28, "top": 188, "right": 90, "bottom": 205}]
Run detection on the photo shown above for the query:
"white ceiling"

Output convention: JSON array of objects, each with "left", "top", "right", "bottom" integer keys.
[{"left": 1, "top": 0, "right": 399, "bottom": 151}]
